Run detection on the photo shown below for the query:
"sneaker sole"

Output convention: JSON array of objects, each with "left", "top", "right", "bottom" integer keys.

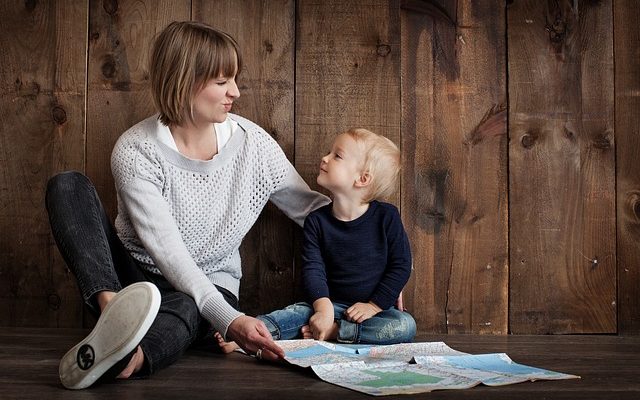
[{"left": 59, "top": 282, "right": 161, "bottom": 389}]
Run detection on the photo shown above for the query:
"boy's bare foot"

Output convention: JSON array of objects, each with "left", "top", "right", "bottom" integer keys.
[
  {"left": 301, "top": 322, "right": 339, "bottom": 341},
  {"left": 214, "top": 332, "right": 240, "bottom": 354},
  {"left": 301, "top": 325, "right": 314, "bottom": 339}
]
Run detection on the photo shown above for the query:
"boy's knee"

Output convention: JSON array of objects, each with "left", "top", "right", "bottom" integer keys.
[
  {"left": 400, "top": 312, "right": 417, "bottom": 341},
  {"left": 285, "top": 302, "right": 313, "bottom": 313},
  {"left": 379, "top": 310, "right": 416, "bottom": 343}
]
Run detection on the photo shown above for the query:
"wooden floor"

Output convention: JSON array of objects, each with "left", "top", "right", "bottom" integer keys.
[{"left": 1, "top": 328, "right": 638, "bottom": 399}]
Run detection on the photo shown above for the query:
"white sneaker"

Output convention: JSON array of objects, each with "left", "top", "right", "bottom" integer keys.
[{"left": 59, "top": 282, "right": 161, "bottom": 389}]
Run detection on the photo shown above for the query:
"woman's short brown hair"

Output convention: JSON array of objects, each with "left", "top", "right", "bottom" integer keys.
[{"left": 150, "top": 21, "right": 242, "bottom": 126}]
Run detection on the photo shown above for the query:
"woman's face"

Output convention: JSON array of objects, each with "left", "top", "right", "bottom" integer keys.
[{"left": 191, "top": 74, "right": 240, "bottom": 124}]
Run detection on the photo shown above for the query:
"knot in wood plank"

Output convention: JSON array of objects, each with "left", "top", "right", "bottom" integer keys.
[
  {"left": 545, "top": 17, "right": 567, "bottom": 43},
  {"left": 376, "top": 44, "right": 391, "bottom": 57},
  {"left": 51, "top": 106, "right": 67, "bottom": 125},
  {"left": 592, "top": 132, "right": 612, "bottom": 149},
  {"left": 521, "top": 131, "right": 537, "bottom": 148},
  {"left": 628, "top": 191, "right": 640, "bottom": 222},
  {"left": 264, "top": 40, "right": 273, "bottom": 53},
  {"left": 103, "top": 0, "right": 118, "bottom": 16},
  {"left": 464, "top": 103, "right": 506, "bottom": 146},
  {"left": 101, "top": 55, "right": 116, "bottom": 79},
  {"left": 47, "top": 293, "right": 61, "bottom": 310},
  {"left": 24, "top": 0, "right": 37, "bottom": 12}
]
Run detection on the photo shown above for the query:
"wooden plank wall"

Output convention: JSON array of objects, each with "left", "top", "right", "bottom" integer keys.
[
  {"left": 509, "top": 0, "right": 616, "bottom": 334},
  {"left": 401, "top": 1, "right": 508, "bottom": 334},
  {"left": 0, "top": 0, "right": 87, "bottom": 327},
  {"left": 0, "top": 0, "right": 638, "bottom": 335},
  {"left": 615, "top": 0, "right": 640, "bottom": 334}
]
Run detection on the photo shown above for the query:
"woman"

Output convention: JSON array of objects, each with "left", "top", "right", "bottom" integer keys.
[{"left": 46, "top": 20, "right": 329, "bottom": 389}]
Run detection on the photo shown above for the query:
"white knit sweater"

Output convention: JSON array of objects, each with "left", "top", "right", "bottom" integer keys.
[{"left": 111, "top": 113, "right": 329, "bottom": 337}]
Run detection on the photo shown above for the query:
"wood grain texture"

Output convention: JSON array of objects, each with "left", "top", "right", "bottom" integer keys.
[
  {"left": 0, "top": 0, "right": 87, "bottom": 327},
  {"left": 86, "top": 0, "right": 190, "bottom": 220},
  {"left": 401, "top": 6, "right": 443, "bottom": 334},
  {"left": 401, "top": 1, "right": 508, "bottom": 334},
  {"left": 193, "top": 0, "right": 297, "bottom": 315},
  {"left": 508, "top": 0, "right": 616, "bottom": 333},
  {"left": 615, "top": 0, "right": 640, "bottom": 334}
]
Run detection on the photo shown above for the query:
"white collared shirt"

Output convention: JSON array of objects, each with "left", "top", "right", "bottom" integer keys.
[{"left": 156, "top": 118, "right": 239, "bottom": 157}]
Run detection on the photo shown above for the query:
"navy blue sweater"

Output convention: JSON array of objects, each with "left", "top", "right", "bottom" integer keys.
[{"left": 302, "top": 201, "right": 412, "bottom": 310}]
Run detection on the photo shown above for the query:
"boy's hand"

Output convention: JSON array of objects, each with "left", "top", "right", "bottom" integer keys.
[
  {"left": 396, "top": 291, "right": 406, "bottom": 311},
  {"left": 309, "top": 311, "right": 335, "bottom": 340},
  {"left": 345, "top": 302, "right": 382, "bottom": 323},
  {"left": 309, "top": 297, "right": 335, "bottom": 340}
]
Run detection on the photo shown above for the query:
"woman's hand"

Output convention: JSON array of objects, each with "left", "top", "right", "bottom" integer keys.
[
  {"left": 345, "top": 302, "right": 382, "bottom": 323},
  {"left": 226, "top": 315, "right": 285, "bottom": 361}
]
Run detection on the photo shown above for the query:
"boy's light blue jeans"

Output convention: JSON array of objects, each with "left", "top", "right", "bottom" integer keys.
[{"left": 257, "top": 302, "right": 416, "bottom": 345}]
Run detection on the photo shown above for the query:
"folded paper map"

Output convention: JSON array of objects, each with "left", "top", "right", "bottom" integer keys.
[{"left": 272, "top": 340, "right": 579, "bottom": 396}]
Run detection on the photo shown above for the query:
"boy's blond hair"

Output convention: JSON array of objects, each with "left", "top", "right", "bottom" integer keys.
[
  {"left": 150, "top": 21, "right": 242, "bottom": 126},
  {"left": 345, "top": 128, "right": 401, "bottom": 202}
]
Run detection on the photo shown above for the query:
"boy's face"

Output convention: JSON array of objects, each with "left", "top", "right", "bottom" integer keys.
[{"left": 317, "top": 134, "right": 365, "bottom": 196}]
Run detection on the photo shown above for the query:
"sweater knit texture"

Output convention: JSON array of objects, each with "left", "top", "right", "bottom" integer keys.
[
  {"left": 302, "top": 201, "right": 412, "bottom": 310},
  {"left": 111, "top": 113, "right": 329, "bottom": 337}
]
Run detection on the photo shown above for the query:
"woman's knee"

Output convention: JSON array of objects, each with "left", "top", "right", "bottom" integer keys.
[
  {"left": 138, "top": 293, "right": 201, "bottom": 375},
  {"left": 46, "top": 171, "right": 94, "bottom": 206},
  {"left": 159, "top": 292, "right": 201, "bottom": 336}
]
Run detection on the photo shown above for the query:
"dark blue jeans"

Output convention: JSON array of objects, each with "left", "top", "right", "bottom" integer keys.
[{"left": 45, "top": 171, "right": 238, "bottom": 375}]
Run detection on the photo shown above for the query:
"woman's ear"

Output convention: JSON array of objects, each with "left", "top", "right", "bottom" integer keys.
[{"left": 355, "top": 172, "right": 372, "bottom": 188}]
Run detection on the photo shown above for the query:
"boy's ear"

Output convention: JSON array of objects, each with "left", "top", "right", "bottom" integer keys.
[{"left": 355, "top": 172, "right": 372, "bottom": 188}]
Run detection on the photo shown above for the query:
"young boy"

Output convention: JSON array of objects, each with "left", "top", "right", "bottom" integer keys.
[{"left": 218, "top": 128, "right": 415, "bottom": 353}]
